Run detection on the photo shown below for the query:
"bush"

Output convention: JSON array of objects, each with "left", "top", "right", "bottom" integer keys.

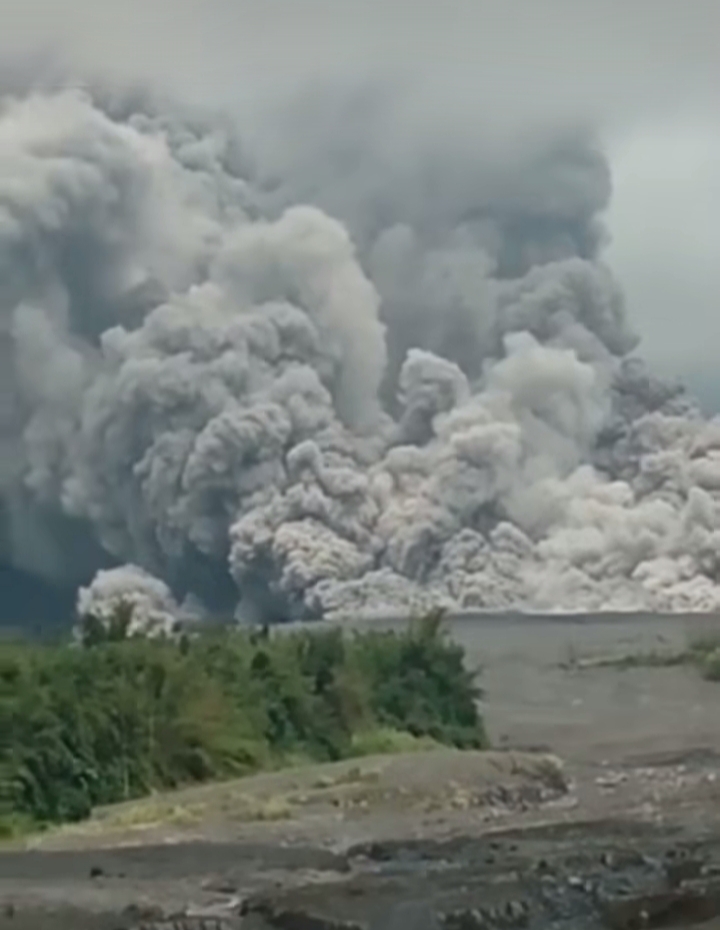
[
  {"left": 349, "top": 728, "right": 441, "bottom": 757},
  {"left": 0, "top": 611, "right": 485, "bottom": 832},
  {"left": 699, "top": 647, "right": 720, "bottom": 681},
  {"left": 350, "top": 610, "right": 487, "bottom": 749}
]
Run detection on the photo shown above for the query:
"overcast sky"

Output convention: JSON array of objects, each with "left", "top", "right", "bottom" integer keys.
[{"left": 1, "top": 0, "right": 718, "bottom": 403}]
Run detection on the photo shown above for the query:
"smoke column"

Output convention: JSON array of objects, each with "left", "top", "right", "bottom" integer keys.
[{"left": 1, "top": 75, "right": 719, "bottom": 627}]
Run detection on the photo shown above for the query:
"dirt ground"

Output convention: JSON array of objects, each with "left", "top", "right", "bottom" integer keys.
[{"left": 5, "top": 612, "right": 720, "bottom": 929}]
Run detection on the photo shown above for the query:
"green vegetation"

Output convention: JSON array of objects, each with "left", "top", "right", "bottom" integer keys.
[
  {"left": 0, "top": 610, "right": 485, "bottom": 837},
  {"left": 560, "top": 649, "right": 692, "bottom": 671},
  {"left": 690, "top": 634, "right": 720, "bottom": 681},
  {"left": 559, "top": 632, "right": 720, "bottom": 682}
]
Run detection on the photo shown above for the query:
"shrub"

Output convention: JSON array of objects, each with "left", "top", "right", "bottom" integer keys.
[
  {"left": 349, "top": 610, "right": 487, "bottom": 749},
  {"left": 0, "top": 610, "right": 485, "bottom": 831}
]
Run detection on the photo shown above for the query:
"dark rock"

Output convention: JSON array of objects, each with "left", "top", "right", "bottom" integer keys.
[
  {"left": 440, "top": 909, "right": 488, "bottom": 929},
  {"left": 121, "top": 903, "right": 165, "bottom": 924},
  {"left": 664, "top": 857, "right": 703, "bottom": 887},
  {"left": 245, "top": 903, "right": 364, "bottom": 930},
  {"left": 597, "top": 877, "right": 720, "bottom": 929}
]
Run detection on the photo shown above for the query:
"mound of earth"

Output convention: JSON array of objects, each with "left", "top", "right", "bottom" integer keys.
[
  {"left": 0, "top": 750, "right": 566, "bottom": 928},
  {"left": 18, "top": 750, "right": 567, "bottom": 853}
]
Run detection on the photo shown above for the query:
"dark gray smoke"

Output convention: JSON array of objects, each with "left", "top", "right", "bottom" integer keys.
[
  {"left": 253, "top": 84, "right": 616, "bottom": 398},
  {"left": 1, "top": 73, "right": 718, "bottom": 629}
]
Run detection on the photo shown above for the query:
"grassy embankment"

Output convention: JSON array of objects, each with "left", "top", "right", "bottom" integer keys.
[
  {"left": 0, "top": 610, "right": 486, "bottom": 838},
  {"left": 562, "top": 632, "right": 720, "bottom": 678}
]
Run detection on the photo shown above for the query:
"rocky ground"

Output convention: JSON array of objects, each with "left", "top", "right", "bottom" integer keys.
[{"left": 5, "top": 612, "right": 720, "bottom": 929}]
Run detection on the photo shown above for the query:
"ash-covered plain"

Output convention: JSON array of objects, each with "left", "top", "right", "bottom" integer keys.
[{"left": 1, "top": 75, "right": 719, "bottom": 629}]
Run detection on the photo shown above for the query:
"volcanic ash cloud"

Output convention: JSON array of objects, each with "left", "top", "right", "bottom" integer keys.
[{"left": 0, "top": 83, "right": 718, "bottom": 625}]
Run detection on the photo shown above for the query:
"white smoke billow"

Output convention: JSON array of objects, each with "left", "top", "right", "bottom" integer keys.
[
  {"left": 1, "top": 79, "right": 719, "bottom": 627},
  {"left": 76, "top": 565, "right": 180, "bottom": 638}
]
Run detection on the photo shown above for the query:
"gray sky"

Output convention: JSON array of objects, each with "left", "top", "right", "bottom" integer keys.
[{"left": 2, "top": 0, "right": 718, "bottom": 403}]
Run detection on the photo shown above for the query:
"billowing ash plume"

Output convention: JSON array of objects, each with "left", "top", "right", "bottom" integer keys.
[
  {"left": 1, "top": 77, "right": 720, "bottom": 628},
  {"left": 76, "top": 565, "right": 182, "bottom": 638}
]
